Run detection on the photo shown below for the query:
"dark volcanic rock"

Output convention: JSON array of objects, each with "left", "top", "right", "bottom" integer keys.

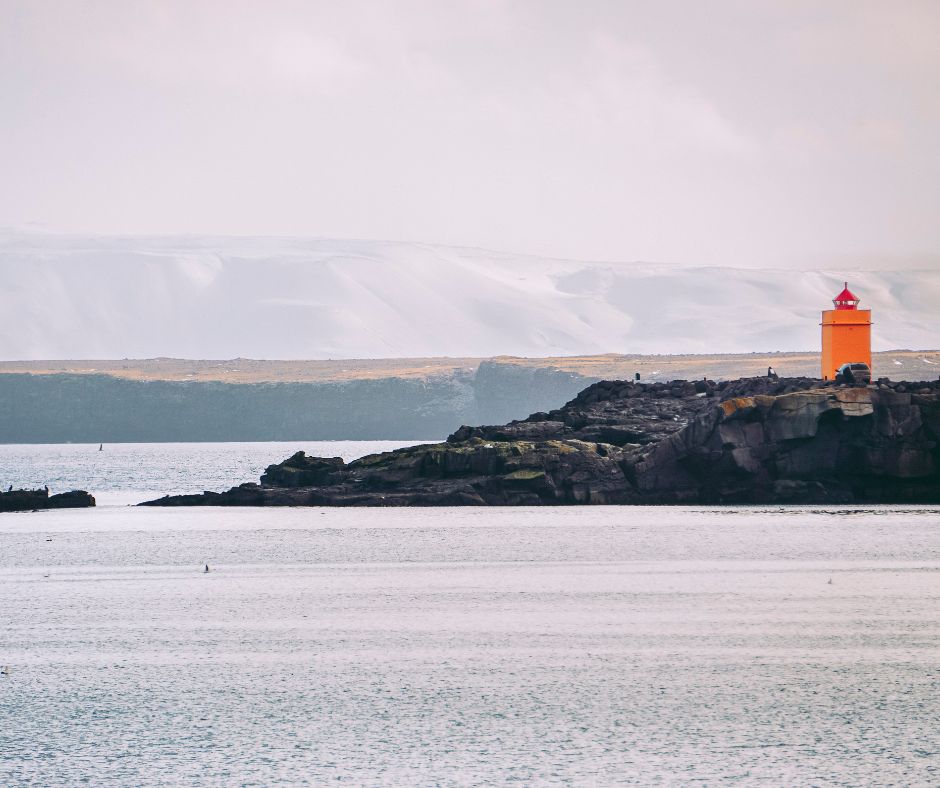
[
  {"left": 141, "top": 482, "right": 266, "bottom": 507},
  {"left": 140, "top": 377, "right": 940, "bottom": 506},
  {"left": 0, "top": 488, "right": 95, "bottom": 512},
  {"left": 260, "top": 452, "right": 345, "bottom": 487}
]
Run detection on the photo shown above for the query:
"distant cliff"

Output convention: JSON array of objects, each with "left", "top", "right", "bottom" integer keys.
[
  {"left": 142, "top": 377, "right": 940, "bottom": 506},
  {"left": 0, "top": 362, "right": 594, "bottom": 442}
]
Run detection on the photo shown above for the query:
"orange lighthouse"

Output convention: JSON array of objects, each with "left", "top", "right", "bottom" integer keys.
[{"left": 821, "top": 283, "right": 872, "bottom": 380}]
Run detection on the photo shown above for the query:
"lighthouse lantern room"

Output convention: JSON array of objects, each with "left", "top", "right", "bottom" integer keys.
[{"left": 821, "top": 282, "right": 872, "bottom": 380}]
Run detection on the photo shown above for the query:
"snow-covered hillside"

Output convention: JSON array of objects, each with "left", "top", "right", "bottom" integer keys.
[{"left": 1, "top": 233, "right": 937, "bottom": 360}]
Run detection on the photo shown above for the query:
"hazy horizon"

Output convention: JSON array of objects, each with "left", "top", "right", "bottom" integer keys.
[
  {"left": 1, "top": 233, "right": 937, "bottom": 360},
  {"left": 5, "top": 227, "right": 940, "bottom": 273}
]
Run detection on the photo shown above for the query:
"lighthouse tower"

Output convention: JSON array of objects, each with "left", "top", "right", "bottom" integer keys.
[{"left": 821, "top": 283, "right": 872, "bottom": 380}]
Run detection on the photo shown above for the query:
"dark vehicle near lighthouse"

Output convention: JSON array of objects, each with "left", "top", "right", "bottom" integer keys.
[{"left": 835, "top": 362, "right": 872, "bottom": 385}]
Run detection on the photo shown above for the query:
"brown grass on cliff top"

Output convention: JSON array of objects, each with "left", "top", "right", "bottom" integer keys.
[{"left": 0, "top": 350, "right": 938, "bottom": 384}]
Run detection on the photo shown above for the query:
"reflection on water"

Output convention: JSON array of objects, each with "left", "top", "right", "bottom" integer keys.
[{"left": 1, "top": 500, "right": 939, "bottom": 785}]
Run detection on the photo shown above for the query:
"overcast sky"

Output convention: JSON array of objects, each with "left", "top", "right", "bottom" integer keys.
[{"left": 2, "top": 0, "right": 938, "bottom": 268}]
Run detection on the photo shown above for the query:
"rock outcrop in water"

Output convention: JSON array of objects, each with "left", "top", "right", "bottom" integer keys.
[
  {"left": 140, "top": 377, "right": 940, "bottom": 506},
  {"left": 0, "top": 488, "right": 96, "bottom": 512}
]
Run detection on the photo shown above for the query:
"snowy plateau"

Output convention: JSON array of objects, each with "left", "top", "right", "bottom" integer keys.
[{"left": 1, "top": 232, "right": 937, "bottom": 360}]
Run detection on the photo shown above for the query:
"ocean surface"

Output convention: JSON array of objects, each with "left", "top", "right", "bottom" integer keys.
[{"left": 1, "top": 443, "right": 939, "bottom": 785}]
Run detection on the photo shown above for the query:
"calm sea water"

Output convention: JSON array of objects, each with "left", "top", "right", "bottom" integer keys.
[{"left": 1, "top": 443, "right": 939, "bottom": 785}]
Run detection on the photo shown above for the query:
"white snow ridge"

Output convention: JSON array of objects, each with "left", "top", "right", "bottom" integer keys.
[{"left": 1, "top": 232, "right": 937, "bottom": 360}]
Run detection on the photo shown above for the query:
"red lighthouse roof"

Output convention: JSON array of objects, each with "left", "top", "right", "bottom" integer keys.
[{"left": 832, "top": 282, "right": 860, "bottom": 310}]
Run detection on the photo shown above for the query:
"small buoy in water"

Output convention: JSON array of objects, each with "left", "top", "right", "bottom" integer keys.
[{"left": 204, "top": 564, "right": 210, "bottom": 573}]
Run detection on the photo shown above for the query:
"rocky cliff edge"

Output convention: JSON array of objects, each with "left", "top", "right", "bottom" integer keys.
[{"left": 140, "top": 376, "right": 940, "bottom": 506}]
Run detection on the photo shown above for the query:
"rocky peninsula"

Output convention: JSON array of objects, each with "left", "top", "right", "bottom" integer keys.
[{"left": 141, "top": 376, "right": 940, "bottom": 506}]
